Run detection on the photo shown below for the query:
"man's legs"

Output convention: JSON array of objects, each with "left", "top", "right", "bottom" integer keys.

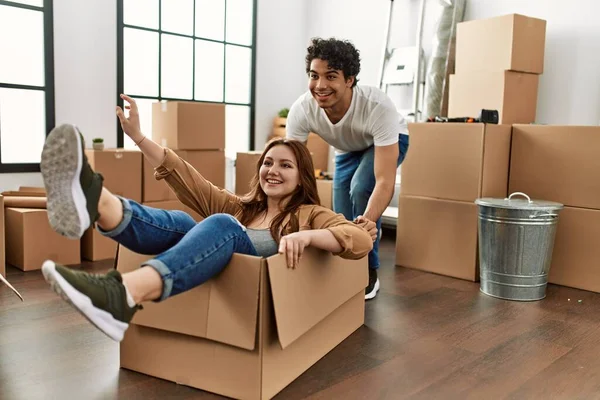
[{"left": 334, "top": 135, "right": 409, "bottom": 300}]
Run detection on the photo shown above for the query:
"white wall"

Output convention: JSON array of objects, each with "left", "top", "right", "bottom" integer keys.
[
  {"left": 254, "top": 0, "right": 308, "bottom": 149},
  {"left": 306, "top": 0, "right": 600, "bottom": 125}
]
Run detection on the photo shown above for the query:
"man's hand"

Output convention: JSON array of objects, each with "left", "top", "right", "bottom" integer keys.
[
  {"left": 354, "top": 216, "right": 377, "bottom": 242},
  {"left": 278, "top": 231, "right": 312, "bottom": 269}
]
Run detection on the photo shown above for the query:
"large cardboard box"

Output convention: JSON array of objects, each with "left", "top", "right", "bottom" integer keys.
[
  {"left": 449, "top": 71, "right": 539, "bottom": 124},
  {"left": 395, "top": 195, "right": 479, "bottom": 281},
  {"left": 5, "top": 208, "right": 80, "bottom": 271},
  {"left": 236, "top": 151, "right": 262, "bottom": 196},
  {"left": 549, "top": 206, "right": 600, "bottom": 293},
  {"left": 86, "top": 149, "right": 143, "bottom": 202},
  {"left": 455, "top": 14, "right": 546, "bottom": 74},
  {"left": 152, "top": 101, "right": 225, "bottom": 150},
  {"left": 117, "top": 245, "right": 367, "bottom": 399},
  {"left": 82, "top": 228, "right": 118, "bottom": 262},
  {"left": 0, "top": 195, "right": 4, "bottom": 278},
  {"left": 143, "top": 150, "right": 226, "bottom": 202},
  {"left": 509, "top": 125, "right": 600, "bottom": 209},
  {"left": 400, "top": 123, "right": 511, "bottom": 202},
  {"left": 307, "top": 132, "right": 331, "bottom": 172},
  {"left": 317, "top": 180, "right": 333, "bottom": 209},
  {"left": 143, "top": 200, "right": 203, "bottom": 222}
]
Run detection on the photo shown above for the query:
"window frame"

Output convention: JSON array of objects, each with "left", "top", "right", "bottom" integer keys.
[
  {"left": 115, "top": 0, "right": 257, "bottom": 150},
  {"left": 0, "top": 0, "right": 55, "bottom": 173}
]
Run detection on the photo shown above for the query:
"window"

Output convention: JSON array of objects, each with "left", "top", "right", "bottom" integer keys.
[
  {"left": 0, "top": 0, "right": 55, "bottom": 173},
  {"left": 116, "top": 0, "right": 256, "bottom": 158}
]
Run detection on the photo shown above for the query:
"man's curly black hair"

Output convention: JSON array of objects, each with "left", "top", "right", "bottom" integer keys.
[{"left": 305, "top": 37, "right": 361, "bottom": 87}]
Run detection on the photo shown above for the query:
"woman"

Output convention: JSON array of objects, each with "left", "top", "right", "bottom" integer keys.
[{"left": 40, "top": 95, "right": 374, "bottom": 343}]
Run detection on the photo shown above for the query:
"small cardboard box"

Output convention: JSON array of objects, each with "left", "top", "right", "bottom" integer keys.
[
  {"left": 86, "top": 149, "right": 143, "bottom": 202},
  {"left": 117, "top": 245, "right": 367, "bottom": 399},
  {"left": 549, "top": 206, "right": 600, "bottom": 293},
  {"left": 400, "top": 123, "right": 511, "bottom": 202},
  {"left": 5, "top": 208, "right": 80, "bottom": 271},
  {"left": 317, "top": 180, "right": 333, "bottom": 210},
  {"left": 152, "top": 101, "right": 225, "bottom": 150},
  {"left": 509, "top": 125, "right": 600, "bottom": 209},
  {"left": 395, "top": 195, "right": 479, "bottom": 281},
  {"left": 236, "top": 151, "right": 263, "bottom": 196},
  {"left": 82, "top": 228, "right": 118, "bottom": 262},
  {"left": 143, "top": 150, "right": 226, "bottom": 202},
  {"left": 307, "top": 132, "right": 331, "bottom": 172},
  {"left": 449, "top": 71, "right": 539, "bottom": 124},
  {"left": 143, "top": 200, "right": 203, "bottom": 222},
  {"left": 456, "top": 14, "right": 546, "bottom": 74}
]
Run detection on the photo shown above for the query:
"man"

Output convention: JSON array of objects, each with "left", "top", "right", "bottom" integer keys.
[{"left": 286, "top": 37, "right": 409, "bottom": 300}]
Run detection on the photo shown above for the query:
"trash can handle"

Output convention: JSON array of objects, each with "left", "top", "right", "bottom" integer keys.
[{"left": 507, "top": 192, "right": 532, "bottom": 203}]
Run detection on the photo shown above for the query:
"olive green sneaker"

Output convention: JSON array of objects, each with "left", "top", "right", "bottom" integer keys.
[
  {"left": 41, "top": 124, "right": 104, "bottom": 239},
  {"left": 42, "top": 260, "right": 141, "bottom": 342}
]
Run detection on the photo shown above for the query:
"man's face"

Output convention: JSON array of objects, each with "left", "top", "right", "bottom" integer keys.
[{"left": 308, "top": 59, "right": 353, "bottom": 109}]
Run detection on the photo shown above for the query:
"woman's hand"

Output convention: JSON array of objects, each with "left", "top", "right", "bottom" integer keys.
[
  {"left": 278, "top": 231, "right": 312, "bottom": 269},
  {"left": 354, "top": 215, "right": 378, "bottom": 242},
  {"left": 116, "top": 94, "right": 144, "bottom": 143}
]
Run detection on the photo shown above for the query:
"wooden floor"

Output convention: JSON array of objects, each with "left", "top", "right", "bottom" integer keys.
[{"left": 1, "top": 230, "right": 599, "bottom": 399}]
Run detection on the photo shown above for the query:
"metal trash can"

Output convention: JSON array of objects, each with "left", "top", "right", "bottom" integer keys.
[{"left": 475, "top": 192, "right": 564, "bottom": 301}]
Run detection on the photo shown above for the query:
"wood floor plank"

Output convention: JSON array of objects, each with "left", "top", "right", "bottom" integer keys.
[{"left": 0, "top": 233, "right": 598, "bottom": 399}]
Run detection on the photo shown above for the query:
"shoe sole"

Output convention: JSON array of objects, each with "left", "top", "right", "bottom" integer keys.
[
  {"left": 41, "top": 124, "right": 89, "bottom": 239},
  {"left": 42, "top": 260, "right": 128, "bottom": 342},
  {"left": 365, "top": 278, "right": 380, "bottom": 300}
]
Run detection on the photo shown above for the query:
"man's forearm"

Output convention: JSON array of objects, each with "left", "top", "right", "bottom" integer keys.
[{"left": 363, "top": 182, "right": 395, "bottom": 222}]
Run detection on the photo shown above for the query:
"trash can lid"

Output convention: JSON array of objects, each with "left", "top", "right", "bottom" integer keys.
[{"left": 475, "top": 192, "right": 564, "bottom": 211}]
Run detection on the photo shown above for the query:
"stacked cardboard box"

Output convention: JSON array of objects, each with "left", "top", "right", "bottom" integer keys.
[
  {"left": 509, "top": 125, "right": 600, "bottom": 292},
  {"left": 81, "top": 149, "right": 143, "bottom": 261},
  {"left": 395, "top": 123, "right": 511, "bottom": 281},
  {"left": 3, "top": 189, "right": 80, "bottom": 271},
  {"left": 137, "top": 101, "right": 226, "bottom": 239},
  {"left": 449, "top": 14, "right": 546, "bottom": 124}
]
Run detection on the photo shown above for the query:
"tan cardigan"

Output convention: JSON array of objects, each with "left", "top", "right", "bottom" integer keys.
[{"left": 154, "top": 148, "right": 373, "bottom": 260}]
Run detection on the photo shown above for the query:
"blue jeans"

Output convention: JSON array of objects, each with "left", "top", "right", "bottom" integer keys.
[
  {"left": 333, "top": 134, "right": 409, "bottom": 269},
  {"left": 99, "top": 198, "right": 258, "bottom": 301}
]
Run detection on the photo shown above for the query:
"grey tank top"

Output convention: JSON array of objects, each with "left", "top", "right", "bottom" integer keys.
[{"left": 246, "top": 228, "right": 279, "bottom": 257}]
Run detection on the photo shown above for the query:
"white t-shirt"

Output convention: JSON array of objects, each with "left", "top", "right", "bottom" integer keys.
[{"left": 286, "top": 85, "right": 408, "bottom": 153}]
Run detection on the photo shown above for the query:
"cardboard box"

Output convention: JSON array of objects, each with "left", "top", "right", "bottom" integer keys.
[
  {"left": 152, "top": 101, "right": 225, "bottom": 150},
  {"left": 449, "top": 71, "right": 539, "bottom": 124},
  {"left": 143, "top": 200, "right": 202, "bottom": 222},
  {"left": 509, "top": 125, "right": 600, "bottom": 209},
  {"left": 236, "top": 151, "right": 262, "bottom": 196},
  {"left": 400, "top": 123, "right": 511, "bottom": 202},
  {"left": 0, "top": 195, "right": 4, "bottom": 278},
  {"left": 317, "top": 180, "right": 333, "bottom": 210},
  {"left": 307, "top": 132, "right": 331, "bottom": 172},
  {"left": 86, "top": 149, "right": 143, "bottom": 202},
  {"left": 5, "top": 208, "right": 80, "bottom": 271},
  {"left": 395, "top": 195, "right": 478, "bottom": 281},
  {"left": 549, "top": 206, "right": 600, "bottom": 293},
  {"left": 82, "top": 228, "right": 118, "bottom": 262},
  {"left": 117, "top": 245, "right": 367, "bottom": 400},
  {"left": 143, "top": 150, "right": 226, "bottom": 202},
  {"left": 456, "top": 14, "right": 546, "bottom": 74}
]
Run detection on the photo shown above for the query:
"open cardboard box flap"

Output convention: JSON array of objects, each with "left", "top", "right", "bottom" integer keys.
[
  {"left": 266, "top": 249, "right": 367, "bottom": 349},
  {"left": 115, "top": 245, "right": 262, "bottom": 351},
  {"left": 115, "top": 243, "right": 368, "bottom": 352}
]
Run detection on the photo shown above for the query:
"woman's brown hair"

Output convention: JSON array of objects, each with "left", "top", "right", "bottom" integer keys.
[{"left": 239, "top": 138, "right": 321, "bottom": 241}]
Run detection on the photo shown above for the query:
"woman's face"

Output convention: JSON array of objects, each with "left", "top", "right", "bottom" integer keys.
[{"left": 259, "top": 145, "right": 300, "bottom": 200}]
